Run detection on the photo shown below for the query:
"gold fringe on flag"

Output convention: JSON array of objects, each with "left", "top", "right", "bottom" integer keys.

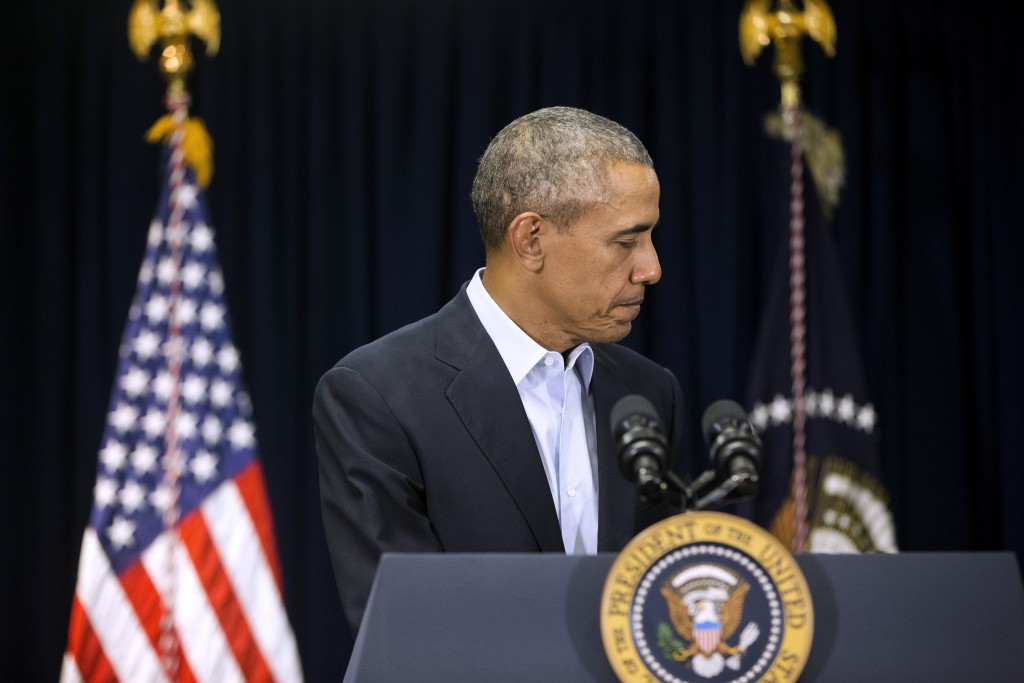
[{"left": 145, "top": 114, "right": 214, "bottom": 188}]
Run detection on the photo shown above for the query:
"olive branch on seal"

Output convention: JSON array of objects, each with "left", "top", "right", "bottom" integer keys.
[{"left": 657, "top": 622, "right": 686, "bottom": 660}]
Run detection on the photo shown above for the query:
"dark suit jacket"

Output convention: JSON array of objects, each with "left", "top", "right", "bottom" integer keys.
[{"left": 313, "top": 284, "right": 686, "bottom": 635}]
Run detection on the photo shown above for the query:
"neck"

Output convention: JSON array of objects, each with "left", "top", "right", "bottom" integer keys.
[{"left": 481, "top": 259, "right": 573, "bottom": 353}]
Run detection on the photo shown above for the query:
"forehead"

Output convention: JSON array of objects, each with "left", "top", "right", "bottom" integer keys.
[
  {"left": 580, "top": 162, "right": 660, "bottom": 229},
  {"left": 602, "top": 161, "right": 659, "bottom": 192}
]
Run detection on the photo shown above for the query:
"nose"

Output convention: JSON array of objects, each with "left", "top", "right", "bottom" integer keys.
[{"left": 630, "top": 238, "right": 662, "bottom": 285}]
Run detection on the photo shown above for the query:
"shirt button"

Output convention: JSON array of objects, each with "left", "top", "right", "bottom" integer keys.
[
  {"left": 567, "top": 486, "right": 576, "bottom": 498},
  {"left": 544, "top": 356, "right": 554, "bottom": 366}
]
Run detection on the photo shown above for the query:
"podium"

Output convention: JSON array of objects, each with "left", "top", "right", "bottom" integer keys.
[{"left": 345, "top": 552, "right": 1024, "bottom": 682}]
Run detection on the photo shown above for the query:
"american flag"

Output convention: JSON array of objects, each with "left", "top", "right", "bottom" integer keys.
[{"left": 61, "top": 133, "right": 303, "bottom": 681}]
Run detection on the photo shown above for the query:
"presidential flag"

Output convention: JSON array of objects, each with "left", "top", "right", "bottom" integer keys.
[
  {"left": 61, "top": 125, "right": 303, "bottom": 681},
  {"left": 742, "top": 127, "right": 896, "bottom": 554}
]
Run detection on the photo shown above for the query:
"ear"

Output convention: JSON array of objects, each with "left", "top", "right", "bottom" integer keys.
[{"left": 507, "top": 212, "right": 545, "bottom": 272}]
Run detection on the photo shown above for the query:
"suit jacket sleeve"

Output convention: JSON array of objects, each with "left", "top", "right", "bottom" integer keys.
[{"left": 313, "top": 364, "right": 443, "bottom": 635}]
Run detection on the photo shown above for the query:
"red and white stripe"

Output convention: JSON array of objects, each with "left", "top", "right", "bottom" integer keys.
[{"left": 62, "top": 463, "right": 303, "bottom": 682}]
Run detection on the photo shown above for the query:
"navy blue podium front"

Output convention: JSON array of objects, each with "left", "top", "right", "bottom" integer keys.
[{"left": 344, "top": 552, "right": 1024, "bottom": 682}]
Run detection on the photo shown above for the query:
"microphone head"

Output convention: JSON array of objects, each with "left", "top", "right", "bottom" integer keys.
[
  {"left": 701, "top": 399, "right": 763, "bottom": 494},
  {"left": 611, "top": 394, "right": 669, "bottom": 485},
  {"left": 611, "top": 394, "right": 661, "bottom": 439},
  {"left": 701, "top": 399, "right": 749, "bottom": 444}
]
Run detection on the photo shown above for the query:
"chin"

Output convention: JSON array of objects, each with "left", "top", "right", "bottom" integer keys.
[{"left": 594, "top": 322, "right": 632, "bottom": 345}]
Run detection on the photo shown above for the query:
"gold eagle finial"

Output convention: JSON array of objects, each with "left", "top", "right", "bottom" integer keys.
[
  {"left": 129, "top": 0, "right": 220, "bottom": 92},
  {"left": 739, "top": 0, "right": 835, "bottom": 107}
]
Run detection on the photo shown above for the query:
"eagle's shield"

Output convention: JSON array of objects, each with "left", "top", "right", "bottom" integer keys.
[{"left": 694, "top": 621, "right": 721, "bottom": 656}]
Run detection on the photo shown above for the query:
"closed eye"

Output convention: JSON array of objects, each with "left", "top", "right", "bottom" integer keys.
[{"left": 610, "top": 223, "right": 655, "bottom": 249}]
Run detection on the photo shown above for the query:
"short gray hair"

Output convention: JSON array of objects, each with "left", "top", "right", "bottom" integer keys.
[{"left": 471, "top": 106, "right": 654, "bottom": 252}]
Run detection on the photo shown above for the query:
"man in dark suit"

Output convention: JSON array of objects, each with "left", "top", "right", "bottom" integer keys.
[{"left": 314, "top": 106, "right": 686, "bottom": 636}]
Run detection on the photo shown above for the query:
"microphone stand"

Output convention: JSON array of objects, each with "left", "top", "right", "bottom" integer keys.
[
  {"left": 644, "top": 468, "right": 758, "bottom": 513},
  {"left": 688, "top": 468, "right": 759, "bottom": 511}
]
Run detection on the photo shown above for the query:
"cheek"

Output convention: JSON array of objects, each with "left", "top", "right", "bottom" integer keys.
[
  {"left": 600, "top": 263, "right": 634, "bottom": 294},
  {"left": 555, "top": 249, "right": 629, "bottom": 312}
]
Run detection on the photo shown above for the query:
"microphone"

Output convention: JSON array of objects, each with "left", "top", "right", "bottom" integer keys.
[
  {"left": 611, "top": 394, "right": 669, "bottom": 500},
  {"left": 701, "top": 400, "right": 763, "bottom": 498}
]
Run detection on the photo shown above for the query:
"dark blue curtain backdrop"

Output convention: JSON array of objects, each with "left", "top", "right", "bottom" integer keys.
[{"left": 2, "top": 0, "right": 1022, "bottom": 679}]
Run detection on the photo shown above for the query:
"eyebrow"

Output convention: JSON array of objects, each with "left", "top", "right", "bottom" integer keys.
[{"left": 610, "top": 223, "right": 656, "bottom": 238}]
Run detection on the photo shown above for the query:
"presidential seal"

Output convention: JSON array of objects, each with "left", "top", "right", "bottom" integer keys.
[{"left": 600, "top": 511, "right": 813, "bottom": 682}]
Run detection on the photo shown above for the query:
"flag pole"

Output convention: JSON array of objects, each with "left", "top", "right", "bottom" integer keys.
[
  {"left": 128, "top": 1, "right": 221, "bottom": 675},
  {"left": 739, "top": 0, "right": 837, "bottom": 552}
]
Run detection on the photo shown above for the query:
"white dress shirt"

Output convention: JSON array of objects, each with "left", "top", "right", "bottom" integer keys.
[{"left": 466, "top": 269, "right": 599, "bottom": 554}]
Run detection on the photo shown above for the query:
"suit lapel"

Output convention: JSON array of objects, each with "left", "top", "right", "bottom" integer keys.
[
  {"left": 592, "top": 349, "right": 640, "bottom": 551},
  {"left": 437, "top": 289, "right": 564, "bottom": 552}
]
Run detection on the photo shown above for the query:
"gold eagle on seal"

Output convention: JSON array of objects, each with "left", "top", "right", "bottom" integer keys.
[{"left": 659, "top": 564, "right": 761, "bottom": 678}]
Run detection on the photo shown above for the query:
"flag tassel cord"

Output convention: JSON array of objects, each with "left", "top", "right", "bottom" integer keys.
[
  {"left": 156, "top": 90, "right": 192, "bottom": 681},
  {"left": 786, "top": 104, "right": 810, "bottom": 553}
]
